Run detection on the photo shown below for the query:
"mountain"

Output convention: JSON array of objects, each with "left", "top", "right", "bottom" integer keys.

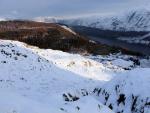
[
  {"left": 33, "top": 9, "right": 150, "bottom": 55},
  {"left": 0, "top": 20, "right": 101, "bottom": 54},
  {"left": 0, "top": 20, "right": 136, "bottom": 55},
  {"left": 87, "top": 9, "right": 150, "bottom": 31},
  {"left": 34, "top": 9, "right": 150, "bottom": 31}
]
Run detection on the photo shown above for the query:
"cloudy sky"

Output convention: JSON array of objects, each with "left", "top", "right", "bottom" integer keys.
[{"left": 0, "top": 0, "right": 149, "bottom": 19}]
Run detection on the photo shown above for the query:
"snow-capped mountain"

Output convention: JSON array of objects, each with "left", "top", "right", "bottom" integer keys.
[
  {"left": 33, "top": 17, "right": 60, "bottom": 23},
  {"left": 34, "top": 9, "right": 150, "bottom": 31},
  {"left": 92, "top": 9, "right": 150, "bottom": 31}
]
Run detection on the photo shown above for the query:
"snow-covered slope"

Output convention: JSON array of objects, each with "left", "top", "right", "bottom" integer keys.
[
  {"left": 0, "top": 40, "right": 114, "bottom": 113},
  {"left": 61, "top": 25, "right": 76, "bottom": 35},
  {"left": 35, "top": 9, "right": 150, "bottom": 31},
  {"left": 79, "top": 9, "right": 150, "bottom": 31},
  {"left": 0, "top": 39, "right": 150, "bottom": 113},
  {"left": 94, "top": 68, "right": 150, "bottom": 113}
]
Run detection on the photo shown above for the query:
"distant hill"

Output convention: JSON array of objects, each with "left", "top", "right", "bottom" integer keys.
[{"left": 0, "top": 20, "right": 127, "bottom": 55}]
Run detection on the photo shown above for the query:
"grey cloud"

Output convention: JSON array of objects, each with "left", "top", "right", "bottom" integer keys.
[{"left": 0, "top": 0, "right": 149, "bottom": 18}]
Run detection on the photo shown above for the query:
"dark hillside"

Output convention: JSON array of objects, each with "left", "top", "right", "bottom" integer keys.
[{"left": 0, "top": 21, "right": 142, "bottom": 55}]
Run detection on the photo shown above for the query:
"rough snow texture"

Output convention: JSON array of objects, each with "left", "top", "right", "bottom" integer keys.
[
  {"left": 94, "top": 68, "right": 150, "bottom": 113},
  {"left": 0, "top": 40, "right": 150, "bottom": 113},
  {"left": 0, "top": 40, "right": 114, "bottom": 113}
]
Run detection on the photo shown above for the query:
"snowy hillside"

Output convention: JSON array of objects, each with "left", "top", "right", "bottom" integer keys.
[
  {"left": 0, "top": 40, "right": 115, "bottom": 113},
  {"left": 94, "top": 68, "right": 150, "bottom": 113},
  {"left": 35, "top": 9, "right": 150, "bottom": 31},
  {"left": 0, "top": 39, "right": 150, "bottom": 113},
  {"left": 73, "top": 9, "right": 150, "bottom": 31}
]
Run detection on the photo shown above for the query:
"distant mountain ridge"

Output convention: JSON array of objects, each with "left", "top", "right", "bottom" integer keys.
[{"left": 34, "top": 9, "right": 150, "bottom": 31}]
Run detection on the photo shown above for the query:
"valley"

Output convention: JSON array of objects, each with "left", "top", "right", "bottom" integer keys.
[
  {"left": 0, "top": 20, "right": 134, "bottom": 55},
  {"left": 71, "top": 26, "right": 150, "bottom": 56},
  {"left": 34, "top": 9, "right": 150, "bottom": 56},
  {"left": 0, "top": 8, "right": 150, "bottom": 113}
]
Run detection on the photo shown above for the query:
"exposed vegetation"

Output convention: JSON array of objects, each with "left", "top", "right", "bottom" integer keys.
[{"left": 0, "top": 20, "right": 142, "bottom": 55}]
